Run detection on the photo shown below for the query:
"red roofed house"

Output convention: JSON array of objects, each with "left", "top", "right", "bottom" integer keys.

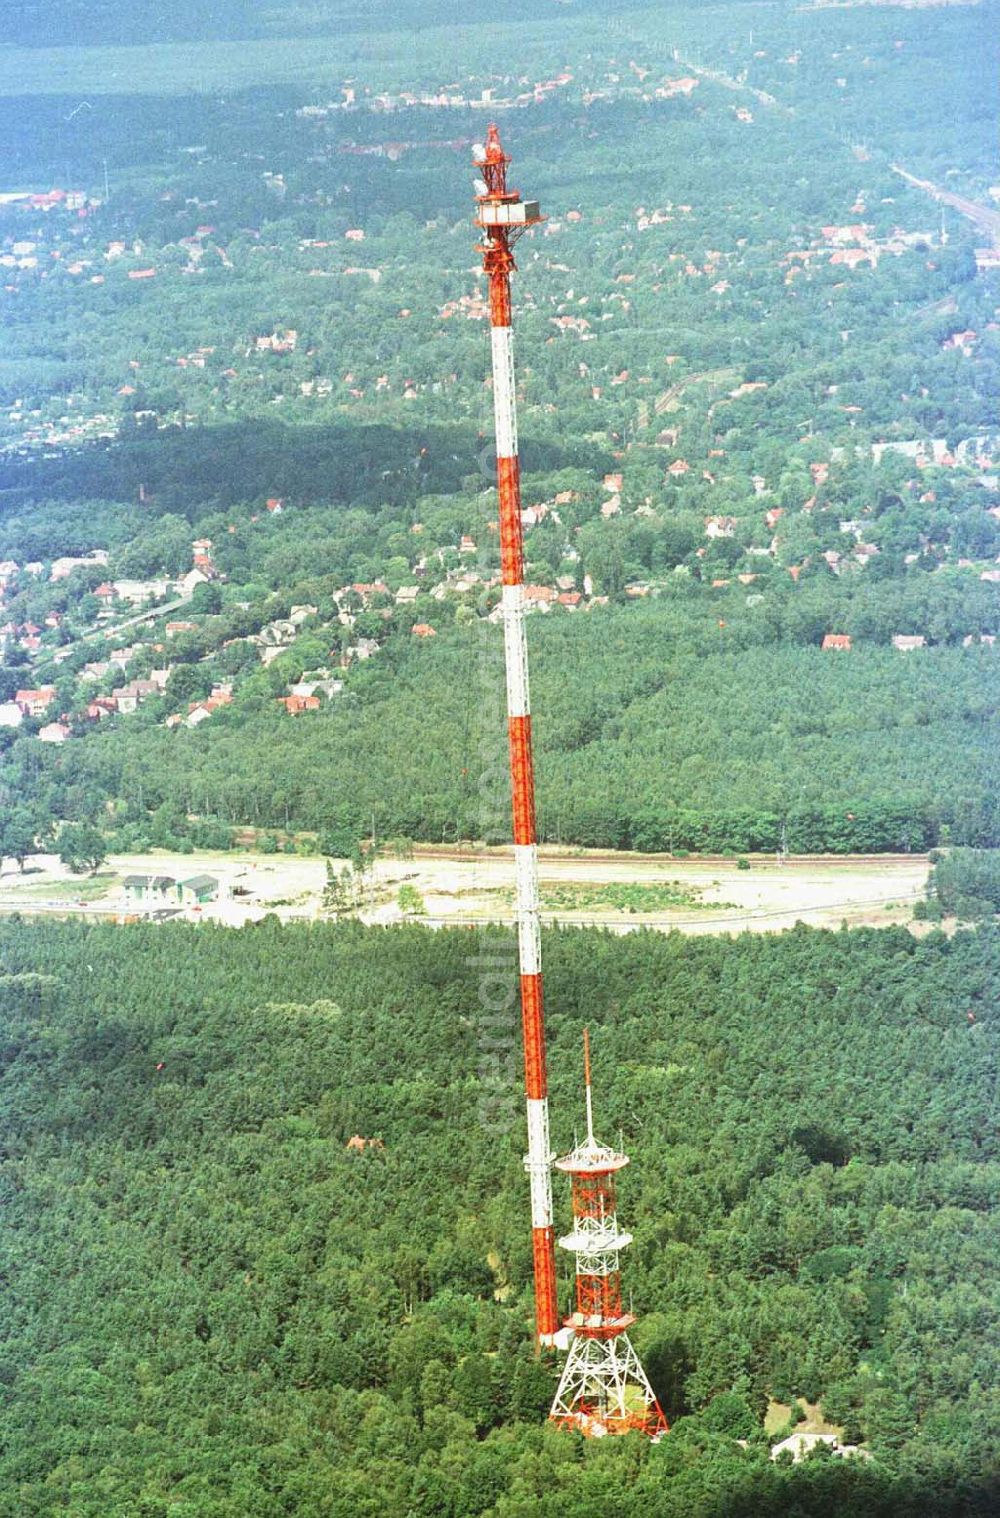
[
  {"left": 522, "top": 504, "right": 550, "bottom": 528},
  {"left": 830, "top": 248, "right": 873, "bottom": 269},
  {"left": 412, "top": 623, "right": 437, "bottom": 638},
  {"left": 279, "top": 694, "right": 321, "bottom": 714},
  {"left": 15, "top": 687, "right": 56, "bottom": 718},
  {"left": 822, "top": 633, "right": 852, "bottom": 651},
  {"left": 523, "top": 585, "right": 557, "bottom": 605},
  {"left": 38, "top": 721, "right": 70, "bottom": 744},
  {"left": 186, "top": 693, "right": 231, "bottom": 725},
  {"left": 943, "top": 329, "right": 977, "bottom": 355},
  {"left": 31, "top": 188, "right": 66, "bottom": 209},
  {"left": 256, "top": 330, "right": 298, "bottom": 354}
]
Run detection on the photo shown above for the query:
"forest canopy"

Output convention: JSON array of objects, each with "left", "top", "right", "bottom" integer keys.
[{"left": 0, "top": 917, "right": 997, "bottom": 1515}]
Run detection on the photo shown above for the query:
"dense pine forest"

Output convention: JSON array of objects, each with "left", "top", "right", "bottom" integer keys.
[{"left": 1, "top": 918, "right": 998, "bottom": 1515}]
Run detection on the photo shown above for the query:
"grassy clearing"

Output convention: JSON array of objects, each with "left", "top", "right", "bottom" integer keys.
[
  {"left": 0, "top": 872, "right": 118, "bottom": 901},
  {"left": 538, "top": 880, "right": 728, "bottom": 914}
]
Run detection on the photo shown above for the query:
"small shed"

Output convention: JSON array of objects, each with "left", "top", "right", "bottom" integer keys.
[
  {"left": 123, "top": 874, "right": 176, "bottom": 905},
  {"left": 177, "top": 874, "right": 219, "bottom": 905}
]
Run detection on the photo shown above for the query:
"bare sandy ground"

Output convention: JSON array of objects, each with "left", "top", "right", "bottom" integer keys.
[
  {"left": 0, "top": 846, "right": 931, "bottom": 936},
  {"left": 371, "top": 847, "right": 929, "bottom": 935}
]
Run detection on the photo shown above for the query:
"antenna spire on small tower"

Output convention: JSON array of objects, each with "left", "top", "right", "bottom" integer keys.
[
  {"left": 583, "top": 1026, "right": 595, "bottom": 1146},
  {"left": 549, "top": 1031, "right": 668, "bottom": 1439}
]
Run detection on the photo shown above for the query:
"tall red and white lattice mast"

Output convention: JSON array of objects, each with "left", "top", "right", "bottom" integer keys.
[
  {"left": 550, "top": 1030, "right": 668, "bottom": 1438},
  {"left": 473, "top": 125, "right": 559, "bottom": 1345}
]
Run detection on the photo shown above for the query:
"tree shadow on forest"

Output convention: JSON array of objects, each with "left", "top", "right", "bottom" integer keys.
[{"left": 0, "top": 415, "right": 608, "bottom": 520}]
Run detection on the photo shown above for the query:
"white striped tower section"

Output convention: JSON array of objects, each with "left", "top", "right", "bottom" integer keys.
[{"left": 473, "top": 124, "right": 559, "bottom": 1345}]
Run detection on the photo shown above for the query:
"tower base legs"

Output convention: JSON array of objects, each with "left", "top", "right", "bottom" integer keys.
[{"left": 549, "top": 1331, "right": 668, "bottom": 1439}]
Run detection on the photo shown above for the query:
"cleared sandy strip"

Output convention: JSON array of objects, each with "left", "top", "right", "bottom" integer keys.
[{"left": 0, "top": 848, "right": 930, "bottom": 935}]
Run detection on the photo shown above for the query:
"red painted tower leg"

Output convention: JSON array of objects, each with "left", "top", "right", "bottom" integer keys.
[{"left": 473, "top": 125, "right": 559, "bottom": 1345}]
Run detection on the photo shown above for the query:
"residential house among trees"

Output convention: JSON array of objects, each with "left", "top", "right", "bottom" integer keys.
[
  {"left": 15, "top": 687, "right": 56, "bottom": 718},
  {"left": 38, "top": 721, "right": 70, "bottom": 744}
]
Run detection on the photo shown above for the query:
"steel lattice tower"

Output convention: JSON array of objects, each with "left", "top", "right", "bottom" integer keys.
[
  {"left": 473, "top": 125, "right": 559, "bottom": 1344},
  {"left": 549, "top": 1030, "right": 668, "bottom": 1438}
]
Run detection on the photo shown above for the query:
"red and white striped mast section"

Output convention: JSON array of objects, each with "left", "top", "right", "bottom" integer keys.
[{"left": 473, "top": 125, "right": 560, "bottom": 1346}]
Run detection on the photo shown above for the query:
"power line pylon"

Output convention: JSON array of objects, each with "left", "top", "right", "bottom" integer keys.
[
  {"left": 550, "top": 1030, "right": 668, "bottom": 1438},
  {"left": 473, "top": 125, "right": 559, "bottom": 1346}
]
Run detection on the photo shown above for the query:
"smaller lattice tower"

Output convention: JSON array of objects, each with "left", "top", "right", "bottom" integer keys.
[{"left": 549, "top": 1030, "right": 668, "bottom": 1438}]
